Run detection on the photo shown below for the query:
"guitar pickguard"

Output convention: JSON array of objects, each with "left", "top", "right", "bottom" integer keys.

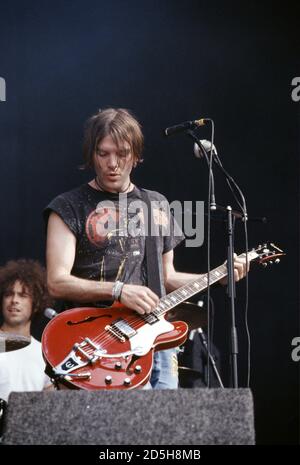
[{"left": 128, "top": 317, "right": 174, "bottom": 356}]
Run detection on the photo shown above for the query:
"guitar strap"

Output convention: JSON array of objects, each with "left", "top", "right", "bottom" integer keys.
[{"left": 140, "top": 188, "right": 162, "bottom": 298}]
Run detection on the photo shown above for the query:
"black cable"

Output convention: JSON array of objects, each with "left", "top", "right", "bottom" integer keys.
[
  {"left": 187, "top": 121, "right": 217, "bottom": 388},
  {"left": 244, "top": 221, "right": 250, "bottom": 387},
  {"left": 206, "top": 123, "right": 213, "bottom": 388},
  {"left": 199, "top": 120, "right": 215, "bottom": 388}
]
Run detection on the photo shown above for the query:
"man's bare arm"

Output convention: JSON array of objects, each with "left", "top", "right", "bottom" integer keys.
[
  {"left": 162, "top": 249, "right": 248, "bottom": 293},
  {"left": 162, "top": 250, "right": 202, "bottom": 293},
  {"left": 46, "top": 212, "right": 159, "bottom": 313},
  {"left": 46, "top": 212, "right": 114, "bottom": 301}
]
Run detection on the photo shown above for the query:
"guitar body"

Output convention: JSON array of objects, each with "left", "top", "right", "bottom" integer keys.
[{"left": 42, "top": 304, "right": 188, "bottom": 390}]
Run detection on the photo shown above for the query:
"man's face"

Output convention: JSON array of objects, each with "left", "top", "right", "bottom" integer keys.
[
  {"left": 93, "top": 134, "right": 135, "bottom": 193},
  {"left": 2, "top": 280, "right": 33, "bottom": 328}
]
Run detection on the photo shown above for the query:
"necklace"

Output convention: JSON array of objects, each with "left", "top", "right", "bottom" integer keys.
[{"left": 94, "top": 177, "right": 133, "bottom": 194}]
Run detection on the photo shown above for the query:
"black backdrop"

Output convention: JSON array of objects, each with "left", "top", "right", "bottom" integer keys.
[{"left": 0, "top": 0, "right": 299, "bottom": 445}]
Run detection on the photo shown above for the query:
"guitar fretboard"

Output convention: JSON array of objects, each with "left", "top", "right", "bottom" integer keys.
[{"left": 153, "top": 251, "right": 256, "bottom": 317}]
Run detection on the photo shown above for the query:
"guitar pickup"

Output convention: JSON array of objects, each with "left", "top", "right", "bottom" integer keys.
[
  {"left": 141, "top": 313, "right": 159, "bottom": 325},
  {"left": 111, "top": 319, "right": 137, "bottom": 339}
]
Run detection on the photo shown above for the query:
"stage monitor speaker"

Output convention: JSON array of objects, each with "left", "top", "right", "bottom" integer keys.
[{"left": 2, "top": 388, "right": 255, "bottom": 445}]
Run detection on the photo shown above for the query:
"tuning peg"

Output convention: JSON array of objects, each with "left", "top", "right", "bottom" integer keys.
[
  {"left": 262, "top": 262, "right": 268, "bottom": 268},
  {"left": 275, "top": 259, "right": 280, "bottom": 264}
]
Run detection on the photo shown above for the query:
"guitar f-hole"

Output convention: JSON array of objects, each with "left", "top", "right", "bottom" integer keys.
[{"left": 66, "top": 314, "right": 112, "bottom": 325}]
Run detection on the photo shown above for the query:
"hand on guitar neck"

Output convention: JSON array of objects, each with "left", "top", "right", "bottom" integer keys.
[{"left": 219, "top": 253, "right": 250, "bottom": 286}]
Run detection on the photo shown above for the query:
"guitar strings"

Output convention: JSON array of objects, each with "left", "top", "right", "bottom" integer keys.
[
  {"left": 70, "top": 253, "right": 249, "bottom": 357},
  {"left": 74, "top": 267, "right": 229, "bottom": 355}
]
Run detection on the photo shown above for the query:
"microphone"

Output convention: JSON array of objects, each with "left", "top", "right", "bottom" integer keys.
[
  {"left": 194, "top": 139, "right": 218, "bottom": 159},
  {"left": 193, "top": 139, "right": 217, "bottom": 210},
  {"left": 164, "top": 118, "right": 207, "bottom": 137},
  {"left": 44, "top": 308, "right": 58, "bottom": 319}
]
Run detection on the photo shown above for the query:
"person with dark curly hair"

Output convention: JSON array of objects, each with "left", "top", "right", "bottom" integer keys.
[{"left": 0, "top": 259, "right": 53, "bottom": 402}]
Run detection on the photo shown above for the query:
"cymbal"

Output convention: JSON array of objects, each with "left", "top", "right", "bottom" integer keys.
[
  {"left": 178, "top": 366, "right": 205, "bottom": 387},
  {"left": 178, "top": 366, "right": 203, "bottom": 378},
  {"left": 165, "top": 301, "right": 207, "bottom": 330},
  {"left": 0, "top": 332, "right": 31, "bottom": 353}
]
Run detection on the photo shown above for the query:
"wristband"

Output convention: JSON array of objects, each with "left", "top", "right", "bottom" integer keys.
[{"left": 112, "top": 280, "right": 124, "bottom": 302}]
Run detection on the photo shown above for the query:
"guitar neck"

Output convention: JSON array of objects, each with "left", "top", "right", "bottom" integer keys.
[{"left": 156, "top": 250, "right": 256, "bottom": 317}]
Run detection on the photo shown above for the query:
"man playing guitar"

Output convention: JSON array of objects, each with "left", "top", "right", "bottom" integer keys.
[{"left": 44, "top": 108, "right": 248, "bottom": 390}]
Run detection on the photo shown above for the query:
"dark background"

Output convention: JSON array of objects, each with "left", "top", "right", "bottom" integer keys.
[{"left": 0, "top": 0, "right": 299, "bottom": 445}]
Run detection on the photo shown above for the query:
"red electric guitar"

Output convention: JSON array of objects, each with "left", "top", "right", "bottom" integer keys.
[{"left": 42, "top": 243, "right": 284, "bottom": 390}]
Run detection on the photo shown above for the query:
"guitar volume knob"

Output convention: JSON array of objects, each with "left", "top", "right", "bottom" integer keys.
[
  {"left": 105, "top": 375, "right": 112, "bottom": 385},
  {"left": 134, "top": 365, "right": 142, "bottom": 374},
  {"left": 123, "top": 377, "right": 131, "bottom": 386}
]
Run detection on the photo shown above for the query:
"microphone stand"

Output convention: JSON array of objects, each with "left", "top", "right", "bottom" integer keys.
[
  {"left": 197, "top": 328, "right": 224, "bottom": 388},
  {"left": 187, "top": 130, "right": 246, "bottom": 388}
]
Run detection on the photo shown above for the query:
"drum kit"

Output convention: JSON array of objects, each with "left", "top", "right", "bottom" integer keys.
[
  {"left": 0, "top": 332, "right": 31, "bottom": 354},
  {"left": 165, "top": 301, "right": 207, "bottom": 331},
  {"left": 0, "top": 332, "right": 31, "bottom": 439}
]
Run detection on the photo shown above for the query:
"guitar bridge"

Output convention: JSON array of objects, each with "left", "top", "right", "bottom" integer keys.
[{"left": 53, "top": 338, "right": 107, "bottom": 377}]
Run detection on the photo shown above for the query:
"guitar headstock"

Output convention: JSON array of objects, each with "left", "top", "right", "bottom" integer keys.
[{"left": 251, "top": 242, "right": 285, "bottom": 267}]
